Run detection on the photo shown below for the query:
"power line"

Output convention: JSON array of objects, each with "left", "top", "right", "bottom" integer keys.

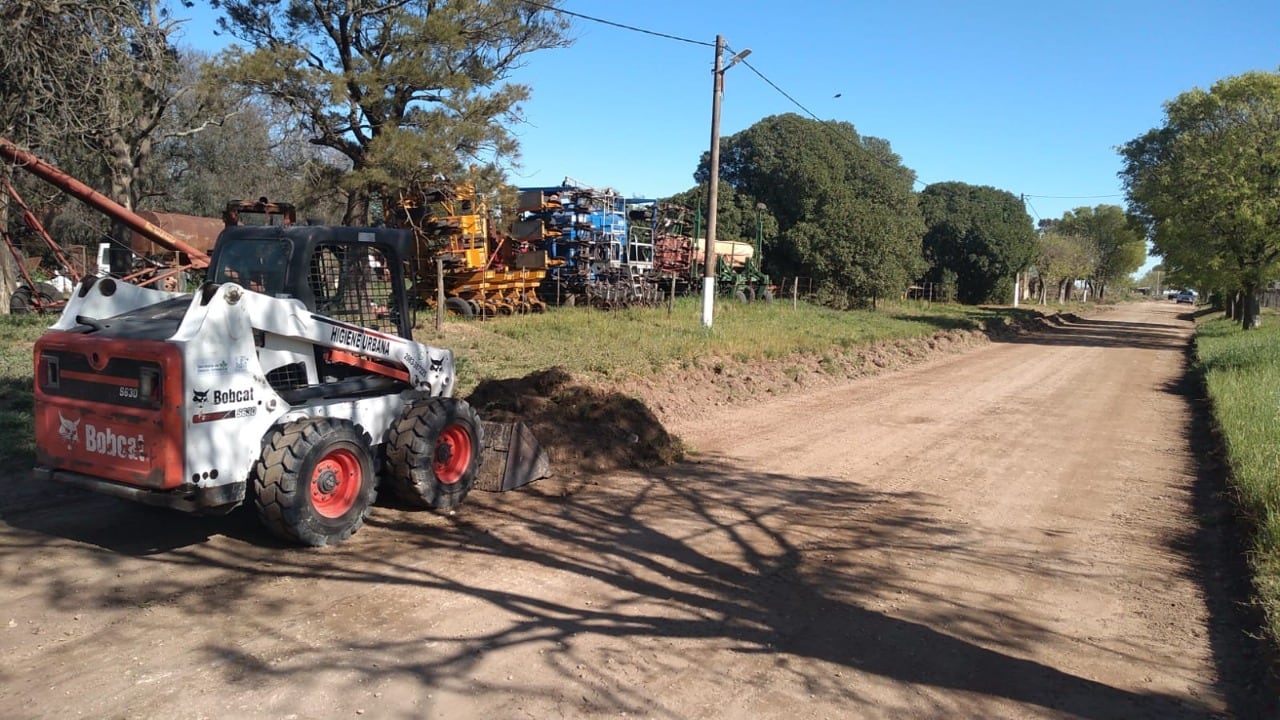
[
  {"left": 735, "top": 56, "right": 822, "bottom": 125},
  {"left": 1022, "top": 197, "right": 1042, "bottom": 221},
  {"left": 519, "top": 4, "right": 1119, "bottom": 208},
  {"left": 730, "top": 44, "right": 1131, "bottom": 204},
  {"left": 518, "top": 0, "right": 713, "bottom": 47},
  {"left": 733, "top": 51, "right": 929, "bottom": 189},
  {"left": 1023, "top": 193, "right": 1124, "bottom": 200}
]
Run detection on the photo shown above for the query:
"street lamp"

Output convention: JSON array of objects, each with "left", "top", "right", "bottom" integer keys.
[{"left": 701, "top": 36, "right": 750, "bottom": 329}]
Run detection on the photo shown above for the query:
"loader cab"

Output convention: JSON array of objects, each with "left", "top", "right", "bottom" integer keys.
[{"left": 208, "top": 225, "right": 416, "bottom": 339}]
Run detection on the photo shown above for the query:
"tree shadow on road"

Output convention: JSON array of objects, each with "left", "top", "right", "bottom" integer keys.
[
  {"left": 4, "top": 449, "right": 1257, "bottom": 718},
  {"left": 3, "top": 305, "right": 1270, "bottom": 717},
  {"left": 990, "top": 312, "right": 1192, "bottom": 352}
]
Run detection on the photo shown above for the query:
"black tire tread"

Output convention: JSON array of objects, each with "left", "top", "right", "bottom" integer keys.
[
  {"left": 385, "top": 397, "right": 482, "bottom": 511},
  {"left": 253, "top": 417, "right": 376, "bottom": 546}
]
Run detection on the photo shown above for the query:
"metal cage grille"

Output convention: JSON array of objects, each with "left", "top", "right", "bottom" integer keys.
[{"left": 308, "top": 243, "right": 398, "bottom": 336}]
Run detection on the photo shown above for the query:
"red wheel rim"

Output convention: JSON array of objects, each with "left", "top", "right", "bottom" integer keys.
[
  {"left": 310, "top": 447, "right": 362, "bottom": 518},
  {"left": 433, "top": 424, "right": 473, "bottom": 485}
]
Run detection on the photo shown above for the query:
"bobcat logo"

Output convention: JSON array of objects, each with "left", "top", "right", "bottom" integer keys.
[
  {"left": 429, "top": 357, "right": 444, "bottom": 373},
  {"left": 192, "top": 389, "right": 209, "bottom": 404},
  {"left": 58, "top": 412, "right": 80, "bottom": 447}
]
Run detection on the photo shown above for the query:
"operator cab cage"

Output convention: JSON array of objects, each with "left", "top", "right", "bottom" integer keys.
[{"left": 208, "top": 225, "right": 416, "bottom": 339}]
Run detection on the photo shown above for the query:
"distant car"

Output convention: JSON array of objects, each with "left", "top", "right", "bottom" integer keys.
[{"left": 1176, "top": 291, "right": 1195, "bottom": 304}]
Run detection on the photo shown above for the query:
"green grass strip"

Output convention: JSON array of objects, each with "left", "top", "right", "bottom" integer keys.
[{"left": 1195, "top": 314, "right": 1280, "bottom": 644}]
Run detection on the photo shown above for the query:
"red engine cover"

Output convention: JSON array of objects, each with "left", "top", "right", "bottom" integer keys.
[{"left": 33, "top": 333, "right": 185, "bottom": 490}]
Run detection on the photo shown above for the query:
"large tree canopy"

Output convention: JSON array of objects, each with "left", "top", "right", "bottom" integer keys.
[
  {"left": 693, "top": 113, "right": 924, "bottom": 306},
  {"left": 1120, "top": 70, "right": 1280, "bottom": 328},
  {"left": 918, "top": 182, "right": 1036, "bottom": 304},
  {"left": 210, "top": 0, "right": 571, "bottom": 224},
  {"left": 1056, "top": 204, "right": 1146, "bottom": 301}
]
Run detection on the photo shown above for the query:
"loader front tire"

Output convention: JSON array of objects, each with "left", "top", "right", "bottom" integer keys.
[
  {"left": 385, "top": 397, "right": 482, "bottom": 511},
  {"left": 253, "top": 418, "right": 377, "bottom": 546}
]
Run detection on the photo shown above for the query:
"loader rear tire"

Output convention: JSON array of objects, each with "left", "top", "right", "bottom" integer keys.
[
  {"left": 385, "top": 397, "right": 482, "bottom": 511},
  {"left": 253, "top": 418, "right": 377, "bottom": 546}
]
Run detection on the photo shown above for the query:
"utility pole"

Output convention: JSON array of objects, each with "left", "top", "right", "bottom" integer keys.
[
  {"left": 701, "top": 36, "right": 750, "bottom": 330},
  {"left": 701, "top": 35, "right": 725, "bottom": 329}
]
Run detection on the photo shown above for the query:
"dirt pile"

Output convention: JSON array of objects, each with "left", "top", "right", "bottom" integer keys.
[{"left": 466, "top": 367, "right": 685, "bottom": 480}]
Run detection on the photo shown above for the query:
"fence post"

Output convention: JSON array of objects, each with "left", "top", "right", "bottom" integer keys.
[{"left": 434, "top": 257, "right": 445, "bottom": 332}]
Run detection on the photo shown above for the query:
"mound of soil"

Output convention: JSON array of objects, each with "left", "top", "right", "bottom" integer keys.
[{"left": 466, "top": 368, "right": 685, "bottom": 482}]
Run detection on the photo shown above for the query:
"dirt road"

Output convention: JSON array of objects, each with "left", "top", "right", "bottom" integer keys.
[{"left": 0, "top": 301, "right": 1272, "bottom": 719}]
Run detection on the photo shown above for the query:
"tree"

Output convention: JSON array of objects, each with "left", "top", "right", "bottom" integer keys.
[
  {"left": 1120, "top": 70, "right": 1280, "bottom": 329},
  {"left": 1, "top": 1, "right": 190, "bottom": 308},
  {"left": 694, "top": 113, "right": 924, "bottom": 306},
  {"left": 1057, "top": 205, "right": 1145, "bottom": 301},
  {"left": 918, "top": 182, "right": 1037, "bottom": 304},
  {"left": 666, "top": 183, "right": 778, "bottom": 249},
  {"left": 209, "top": 0, "right": 571, "bottom": 225},
  {"left": 1034, "top": 231, "right": 1093, "bottom": 304},
  {"left": 1, "top": 0, "right": 189, "bottom": 210},
  {"left": 145, "top": 51, "right": 348, "bottom": 221}
]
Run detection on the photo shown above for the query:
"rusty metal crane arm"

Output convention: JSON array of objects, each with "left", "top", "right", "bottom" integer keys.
[{"left": 0, "top": 136, "right": 210, "bottom": 268}]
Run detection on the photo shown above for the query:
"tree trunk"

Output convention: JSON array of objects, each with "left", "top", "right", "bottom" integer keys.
[
  {"left": 1241, "top": 284, "right": 1262, "bottom": 329},
  {"left": 342, "top": 188, "right": 369, "bottom": 226},
  {"left": 0, "top": 195, "right": 14, "bottom": 313}
]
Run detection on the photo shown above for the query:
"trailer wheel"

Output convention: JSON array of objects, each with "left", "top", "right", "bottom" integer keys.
[
  {"left": 760, "top": 288, "right": 775, "bottom": 303},
  {"left": 253, "top": 418, "right": 376, "bottom": 546},
  {"left": 734, "top": 289, "right": 748, "bottom": 303},
  {"left": 9, "top": 286, "right": 33, "bottom": 314},
  {"left": 385, "top": 397, "right": 482, "bottom": 511},
  {"left": 444, "top": 296, "right": 473, "bottom": 317}
]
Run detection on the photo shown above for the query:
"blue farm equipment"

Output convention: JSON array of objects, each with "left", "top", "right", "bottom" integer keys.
[{"left": 515, "top": 180, "right": 661, "bottom": 308}]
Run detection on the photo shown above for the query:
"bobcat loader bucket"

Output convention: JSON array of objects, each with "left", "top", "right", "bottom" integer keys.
[{"left": 476, "top": 421, "right": 550, "bottom": 492}]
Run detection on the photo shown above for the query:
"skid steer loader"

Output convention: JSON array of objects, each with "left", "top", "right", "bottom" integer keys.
[{"left": 32, "top": 224, "right": 549, "bottom": 546}]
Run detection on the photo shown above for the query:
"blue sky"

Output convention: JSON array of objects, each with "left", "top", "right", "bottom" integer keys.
[{"left": 176, "top": 1, "right": 1280, "bottom": 273}]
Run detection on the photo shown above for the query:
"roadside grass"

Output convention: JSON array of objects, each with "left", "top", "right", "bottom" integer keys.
[
  {"left": 0, "top": 316, "right": 48, "bottom": 472},
  {"left": 1195, "top": 313, "right": 1280, "bottom": 645},
  {"left": 413, "top": 296, "right": 1036, "bottom": 396}
]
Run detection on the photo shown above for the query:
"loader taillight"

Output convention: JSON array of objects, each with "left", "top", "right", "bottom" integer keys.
[
  {"left": 139, "top": 367, "right": 160, "bottom": 405},
  {"left": 38, "top": 354, "right": 60, "bottom": 389}
]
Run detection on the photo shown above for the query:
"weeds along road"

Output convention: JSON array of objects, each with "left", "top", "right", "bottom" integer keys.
[{"left": 0, "top": 300, "right": 1271, "bottom": 719}]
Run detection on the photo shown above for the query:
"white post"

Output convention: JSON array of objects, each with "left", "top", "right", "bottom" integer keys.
[{"left": 701, "top": 35, "right": 725, "bottom": 329}]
